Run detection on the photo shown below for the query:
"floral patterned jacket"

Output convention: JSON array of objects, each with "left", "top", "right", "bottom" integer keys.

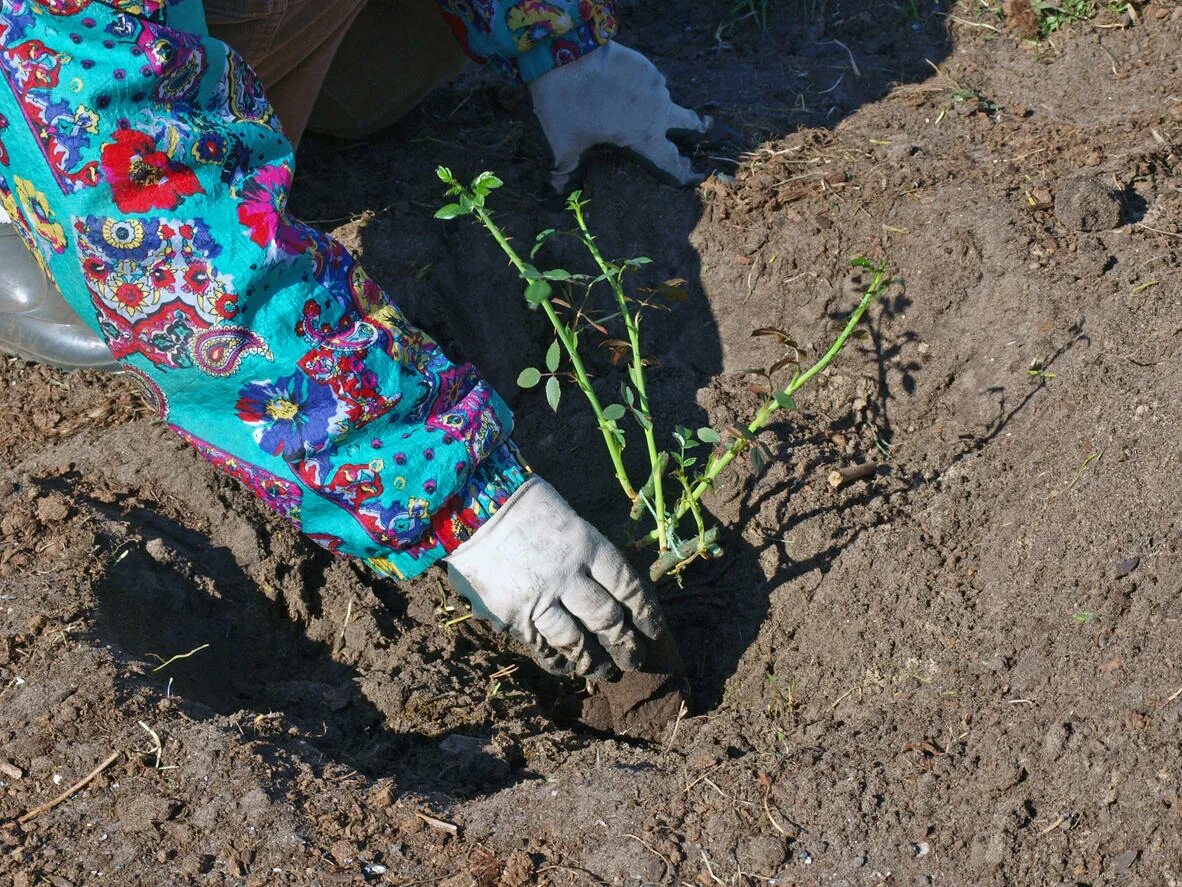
[{"left": 0, "top": 0, "right": 617, "bottom": 580}]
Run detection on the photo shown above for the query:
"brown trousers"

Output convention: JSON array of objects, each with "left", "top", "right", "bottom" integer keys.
[{"left": 203, "top": 0, "right": 469, "bottom": 147}]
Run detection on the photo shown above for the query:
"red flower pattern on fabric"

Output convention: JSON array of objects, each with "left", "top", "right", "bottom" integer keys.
[{"left": 100, "top": 127, "right": 203, "bottom": 214}]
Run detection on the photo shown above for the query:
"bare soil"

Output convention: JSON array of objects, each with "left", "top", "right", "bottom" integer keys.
[{"left": 3, "top": 1, "right": 1181, "bottom": 884}]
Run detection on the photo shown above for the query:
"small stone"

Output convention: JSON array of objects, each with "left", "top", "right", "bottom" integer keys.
[
  {"left": 144, "top": 538, "right": 171, "bottom": 563},
  {"left": 1114, "top": 556, "right": 1139, "bottom": 578},
  {"left": 912, "top": 841, "right": 931, "bottom": 858},
  {"left": 1110, "top": 850, "right": 1139, "bottom": 873}
]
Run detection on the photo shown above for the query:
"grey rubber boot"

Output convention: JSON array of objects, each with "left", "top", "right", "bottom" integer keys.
[{"left": 0, "top": 215, "right": 119, "bottom": 371}]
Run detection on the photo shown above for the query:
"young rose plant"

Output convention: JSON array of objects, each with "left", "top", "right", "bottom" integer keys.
[{"left": 436, "top": 167, "right": 888, "bottom": 580}]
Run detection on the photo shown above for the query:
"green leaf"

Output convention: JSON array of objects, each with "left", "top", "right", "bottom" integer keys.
[
  {"left": 602, "top": 403, "right": 626, "bottom": 422},
  {"left": 697, "top": 427, "right": 722, "bottom": 444},
  {"left": 545, "top": 340, "right": 561, "bottom": 373},
  {"left": 517, "top": 367, "right": 541, "bottom": 388},
  {"left": 434, "top": 204, "right": 465, "bottom": 220},
  {"left": 634, "top": 411, "right": 652, "bottom": 431},
  {"left": 530, "top": 228, "right": 557, "bottom": 259},
  {"left": 543, "top": 268, "right": 573, "bottom": 281},
  {"left": 545, "top": 376, "right": 561, "bottom": 412},
  {"left": 773, "top": 392, "right": 797, "bottom": 410},
  {"left": 458, "top": 194, "right": 474, "bottom": 213},
  {"left": 850, "top": 257, "right": 874, "bottom": 269},
  {"left": 524, "top": 279, "right": 553, "bottom": 306},
  {"left": 621, "top": 385, "right": 635, "bottom": 406},
  {"left": 624, "top": 256, "right": 653, "bottom": 267},
  {"left": 435, "top": 165, "right": 454, "bottom": 184},
  {"left": 472, "top": 172, "right": 503, "bottom": 196}
]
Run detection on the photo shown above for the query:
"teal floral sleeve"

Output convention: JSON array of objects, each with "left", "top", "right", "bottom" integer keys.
[
  {"left": 436, "top": 0, "right": 618, "bottom": 83},
  {"left": 0, "top": 0, "right": 529, "bottom": 581}
]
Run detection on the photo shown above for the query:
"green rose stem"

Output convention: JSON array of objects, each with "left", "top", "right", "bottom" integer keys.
[
  {"left": 436, "top": 167, "right": 638, "bottom": 503},
  {"left": 437, "top": 166, "right": 888, "bottom": 575},
  {"left": 636, "top": 259, "right": 889, "bottom": 550},
  {"left": 568, "top": 196, "right": 669, "bottom": 552}
]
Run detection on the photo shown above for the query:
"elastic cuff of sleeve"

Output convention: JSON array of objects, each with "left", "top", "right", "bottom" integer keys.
[
  {"left": 365, "top": 441, "right": 531, "bottom": 581},
  {"left": 517, "top": 24, "right": 613, "bottom": 84},
  {"left": 436, "top": 439, "right": 532, "bottom": 553}
]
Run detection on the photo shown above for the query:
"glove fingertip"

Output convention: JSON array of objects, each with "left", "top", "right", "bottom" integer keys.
[{"left": 613, "top": 645, "right": 646, "bottom": 674}]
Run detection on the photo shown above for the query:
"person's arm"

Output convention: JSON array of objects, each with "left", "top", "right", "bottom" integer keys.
[
  {"left": 0, "top": 1, "right": 663, "bottom": 677},
  {"left": 0, "top": 0, "right": 525, "bottom": 582},
  {"left": 433, "top": 0, "right": 722, "bottom": 191},
  {"left": 435, "top": 0, "right": 619, "bottom": 83}
]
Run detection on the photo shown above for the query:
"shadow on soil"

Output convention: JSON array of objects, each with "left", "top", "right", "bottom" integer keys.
[{"left": 50, "top": 485, "right": 523, "bottom": 797}]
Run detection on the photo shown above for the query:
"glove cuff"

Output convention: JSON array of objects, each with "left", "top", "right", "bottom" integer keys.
[{"left": 443, "top": 474, "right": 556, "bottom": 567}]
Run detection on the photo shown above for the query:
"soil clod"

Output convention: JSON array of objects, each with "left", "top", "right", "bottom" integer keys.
[
  {"left": 1055, "top": 174, "right": 1122, "bottom": 231},
  {"left": 580, "top": 626, "right": 689, "bottom": 740}
]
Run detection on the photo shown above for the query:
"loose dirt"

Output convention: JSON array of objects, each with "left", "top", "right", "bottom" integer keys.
[{"left": 3, "top": 1, "right": 1181, "bottom": 884}]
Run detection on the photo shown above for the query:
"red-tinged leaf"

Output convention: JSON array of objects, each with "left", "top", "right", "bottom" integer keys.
[
  {"left": 769, "top": 354, "right": 800, "bottom": 375},
  {"left": 600, "top": 339, "right": 632, "bottom": 366}
]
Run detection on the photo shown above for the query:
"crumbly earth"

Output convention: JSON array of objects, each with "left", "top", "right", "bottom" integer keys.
[{"left": 3, "top": 1, "right": 1182, "bottom": 884}]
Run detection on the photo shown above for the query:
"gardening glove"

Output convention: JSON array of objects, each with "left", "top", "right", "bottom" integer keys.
[
  {"left": 444, "top": 476, "right": 664, "bottom": 678},
  {"left": 529, "top": 40, "right": 730, "bottom": 193}
]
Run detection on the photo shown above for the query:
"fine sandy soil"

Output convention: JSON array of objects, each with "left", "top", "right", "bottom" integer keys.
[{"left": 3, "top": 1, "right": 1182, "bottom": 884}]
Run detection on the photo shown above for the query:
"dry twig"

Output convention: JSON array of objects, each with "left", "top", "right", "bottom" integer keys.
[
  {"left": 829, "top": 462, "right": 879, "bottom": 489},
  {"left": 17, "top": 750, "right": 121, "bottom": 824}
]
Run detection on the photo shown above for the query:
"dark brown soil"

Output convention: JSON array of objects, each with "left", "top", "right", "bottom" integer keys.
[{"left": 4, "top": 1, "right": 1182, "bottom": 884}]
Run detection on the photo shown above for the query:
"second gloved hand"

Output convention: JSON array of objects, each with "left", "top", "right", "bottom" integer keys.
[
  {"left": 528, "top": 40, "right": 719, "bottom": 193},
  {"left": 444, "top": 476, "right": 664, "bottom": 678}
]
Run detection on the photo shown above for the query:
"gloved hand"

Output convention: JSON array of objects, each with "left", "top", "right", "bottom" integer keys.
[
  {"left": 528, "top": 40, "right": 725, "bottom": 193},
  {"left": 445, "top": 476, "right": 664, "bottom": 678}
]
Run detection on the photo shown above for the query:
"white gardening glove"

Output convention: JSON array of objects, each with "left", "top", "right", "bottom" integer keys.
[
  {"left": 444, "top": 476, "right": 664, "bottom": 678},
  {"left": 528, "top": 41, "right": 719, "bottom": 193}
]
